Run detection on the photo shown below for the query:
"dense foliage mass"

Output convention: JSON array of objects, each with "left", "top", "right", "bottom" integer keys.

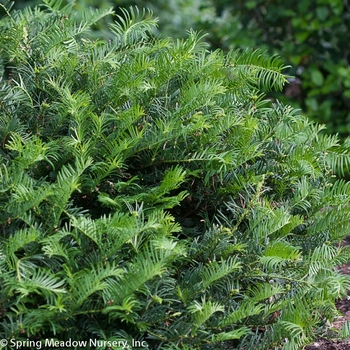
[
  {"left": 7, "top": 0, "right": 350, "bottom": 137},
  {"left": 203, "top": 0, "right": 350, "bottom": 138},
  {"left": 1, "top": 1, "right": 350, "bottom": 349}
]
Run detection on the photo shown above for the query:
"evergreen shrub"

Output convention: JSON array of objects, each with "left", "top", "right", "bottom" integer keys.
[
  {"left": 198, "top": 0, "right": 350, "bottom": 137},
  {"left": 1, "top": 1, "right": 350, "bottom": 349}
]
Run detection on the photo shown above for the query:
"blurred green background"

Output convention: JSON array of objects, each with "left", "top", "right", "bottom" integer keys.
[{"left": 2, "top": 0, "right": 350, "bottom": 137}]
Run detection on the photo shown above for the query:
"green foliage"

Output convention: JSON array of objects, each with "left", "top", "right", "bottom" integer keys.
[
  {"left": 1, "top": 2, "right": 350, "bottom": 349},
  {"left": 198, "top": 0, "right": 350, "bottom": 138},
  {"left": 8, "top": 0, "right": 350, "bottom": 140}
]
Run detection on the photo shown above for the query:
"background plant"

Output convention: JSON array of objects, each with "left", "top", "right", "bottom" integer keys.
[
  {"left": 1, "top": 1, "right": 350, "bottom": 349},
  {"left": 200, "top": 0, "right": 350, "bottom": 138}
]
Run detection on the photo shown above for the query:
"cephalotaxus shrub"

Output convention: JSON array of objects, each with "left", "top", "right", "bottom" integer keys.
[{"left": 1, "top": 1, "right": 350, "bottom": 349}]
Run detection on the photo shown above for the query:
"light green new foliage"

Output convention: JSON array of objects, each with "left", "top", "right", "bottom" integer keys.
[{"left": 1, "top": 1, "right": 350, "bottom": 349}]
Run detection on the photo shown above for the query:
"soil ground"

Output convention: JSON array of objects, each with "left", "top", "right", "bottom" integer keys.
[{"left": 305, "top": 237, "right": 350, "bottom": 350}]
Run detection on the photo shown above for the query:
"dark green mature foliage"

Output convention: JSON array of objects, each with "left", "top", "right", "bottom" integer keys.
[
  {"left": 199, "top": 0, "right": 350, "bottom": 137},
  {"left": 1, "top": 1, "right": 350, "bottom": 349}
]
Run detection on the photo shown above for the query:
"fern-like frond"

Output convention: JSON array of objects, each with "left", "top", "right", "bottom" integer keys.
[
  {"left": 220, "top": 302, "right": 264, "bottom": 327},
  {"left": 326, "top": 143, "right": 350, "bottom": 176},
  {"left": 107, "top": 246, "right": 176, "bottom": 304},
  {"left": 201, "top": 257, "right": 241, "bottom": 289},
  {"left": 67, "top": 261, "right": 124, "bottom": 306},
  {"left": 5, "top": 268, "right": 66, "bottom": 304},
  {"left": 109, "top": 7, "right": 157, "bottom": 47},
  {"left": 228, "top": 49, "right": 290, "bottom": 92},
  {"left": 260, "top": 240, "right": 301, "bottom": 272},
  {"left": 211, "top": 327, "right": 251, "bottom": 342},
  {"left": 187, "top": 297, "right": 224, "bottom": 332}
]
